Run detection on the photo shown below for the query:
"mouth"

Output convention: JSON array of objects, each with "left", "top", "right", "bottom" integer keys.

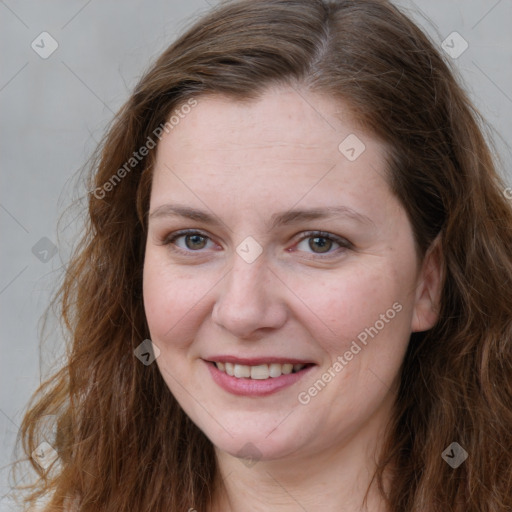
[
  {"left": 211, "top": 361, "right": 312, "bottom": 380},
  {"left": 204, "top": 357, "right": 315, "bottom": 396}
]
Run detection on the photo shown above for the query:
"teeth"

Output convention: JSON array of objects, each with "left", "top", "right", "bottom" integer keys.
[
  {"left": 281, "top": 363, "right": 293, "bottom": 375},
  {"left": 269, "top": 363, "right": 282, "bottom": 378},
  {"left": 251, "top": 364, "right": 269, "bottom": 380},
  {"left": 214, "top": 362, "right": 307, "bottom": 379},
  {"left": 234, "top": 364, "right": 251, "bottom": 378}
]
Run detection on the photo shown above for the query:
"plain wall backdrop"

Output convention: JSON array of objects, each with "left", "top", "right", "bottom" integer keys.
[{"left": 1, "top": 0, "right": 511, "bottom": 508}]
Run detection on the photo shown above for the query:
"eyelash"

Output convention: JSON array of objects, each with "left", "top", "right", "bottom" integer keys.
[
  {"left": 293, "top": 230, "right": 352, "bottom": 257},
  {"left": 161, "top": 229, "right": 352, "bottom": 258}
]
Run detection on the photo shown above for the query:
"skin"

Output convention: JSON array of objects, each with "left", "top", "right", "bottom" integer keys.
[{"left": 143, "top": 86, "right": 442, "bottom": 511}]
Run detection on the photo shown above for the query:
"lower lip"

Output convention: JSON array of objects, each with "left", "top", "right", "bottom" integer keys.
[{"left": 205, "top": 361, "right": 315, "bottom": 397}]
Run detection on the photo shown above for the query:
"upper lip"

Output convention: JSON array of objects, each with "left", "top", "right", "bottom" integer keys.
[{"left": 205, "top": 356, "right": 315, "bottom": 365}]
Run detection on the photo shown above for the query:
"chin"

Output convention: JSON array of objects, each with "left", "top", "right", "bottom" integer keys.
[{"left": 200, "top": 414, "right": 311, "bottom": 463}]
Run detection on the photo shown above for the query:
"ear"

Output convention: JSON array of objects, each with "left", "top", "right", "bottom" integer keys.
[{"left": 411, "top": 235, "right": 444, "bottom": 332}]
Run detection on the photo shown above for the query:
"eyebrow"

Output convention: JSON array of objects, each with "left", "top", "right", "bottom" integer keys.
[{"left": 149, "top": 204, "right": 374, "bottom": 228}]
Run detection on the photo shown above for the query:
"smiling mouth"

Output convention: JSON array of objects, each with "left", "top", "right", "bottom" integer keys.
[{"left": 211, "top": 361, "right": 313, "bottom": 380}]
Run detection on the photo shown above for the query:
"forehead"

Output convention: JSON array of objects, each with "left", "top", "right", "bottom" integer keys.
[
  {"left": 161, "top": 88, "right": 364, "bottom": 156},
  {"left": 150, "top": 86, "right": 391, "bottom": 215}
]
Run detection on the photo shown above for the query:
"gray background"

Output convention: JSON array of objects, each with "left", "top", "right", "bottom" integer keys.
[{"left": 1, "top": 0, "right": 511, "bottom": 509}]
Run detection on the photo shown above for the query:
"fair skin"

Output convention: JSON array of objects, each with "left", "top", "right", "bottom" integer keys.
[{"left": 143, "top": 86, "right": 442, "bottom": 511}]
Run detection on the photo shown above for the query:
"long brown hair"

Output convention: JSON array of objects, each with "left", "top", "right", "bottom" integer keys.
[{"left": 13, "top": 0, "right": 512, "bottom": 510}]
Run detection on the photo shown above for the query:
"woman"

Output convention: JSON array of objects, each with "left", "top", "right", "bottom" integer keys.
[{"left": 15, "top": 0, "right": 512, "bottom": 510}]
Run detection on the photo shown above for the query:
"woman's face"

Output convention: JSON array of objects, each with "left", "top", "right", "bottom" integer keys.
[{"left": 143, "top": 86, "right": 440, "bottom": 462}]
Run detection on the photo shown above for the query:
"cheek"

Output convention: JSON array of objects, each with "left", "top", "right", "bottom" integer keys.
[
  {"left": 142, "top": 250, "right": 212, "bottom": 349},
  {"left": 286, "top": 263, "right": 408, "bottom": 354}
]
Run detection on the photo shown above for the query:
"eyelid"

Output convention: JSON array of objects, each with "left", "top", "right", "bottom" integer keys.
[
  {"left": 159, "top": 228, "right": 352, "bottom": 257},
  {"left": 161, "top": 229, "right": 219, "bottom": 252},
  {"left": 291, "top": 230, "right": 353, "bottom": 255},
  {"left": 162, "top": 228, "right": 209, "bottom": 243}
]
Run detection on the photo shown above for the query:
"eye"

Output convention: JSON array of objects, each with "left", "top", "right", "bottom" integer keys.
[
  {"left": 294, "top": 231, "right": 351, "bottom": 256},
  {"left": 163, "top": 230, "right": 217, "bottom": 252}
]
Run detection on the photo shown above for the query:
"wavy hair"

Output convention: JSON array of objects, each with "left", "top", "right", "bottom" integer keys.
[{"left": 13, "top": 0, "right": 512, "bottom": 510}]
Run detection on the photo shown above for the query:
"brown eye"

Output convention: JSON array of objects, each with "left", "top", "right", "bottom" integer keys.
[
  {"left": 294, "top": 231, "right": 351, "bottom": 257},
  {"left": 165, "top": 230, "right": 215, "bottom": 252},
  {"left": 308, "top": 236, "right": 333, "bottom": 253},
  {"left": 185, "top": 233, "right": 207, "bottom": 250}
]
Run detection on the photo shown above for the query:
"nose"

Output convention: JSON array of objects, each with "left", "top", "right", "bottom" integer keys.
[{"left": 211, "top": 255, "right": 288, "bottom": 339}]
